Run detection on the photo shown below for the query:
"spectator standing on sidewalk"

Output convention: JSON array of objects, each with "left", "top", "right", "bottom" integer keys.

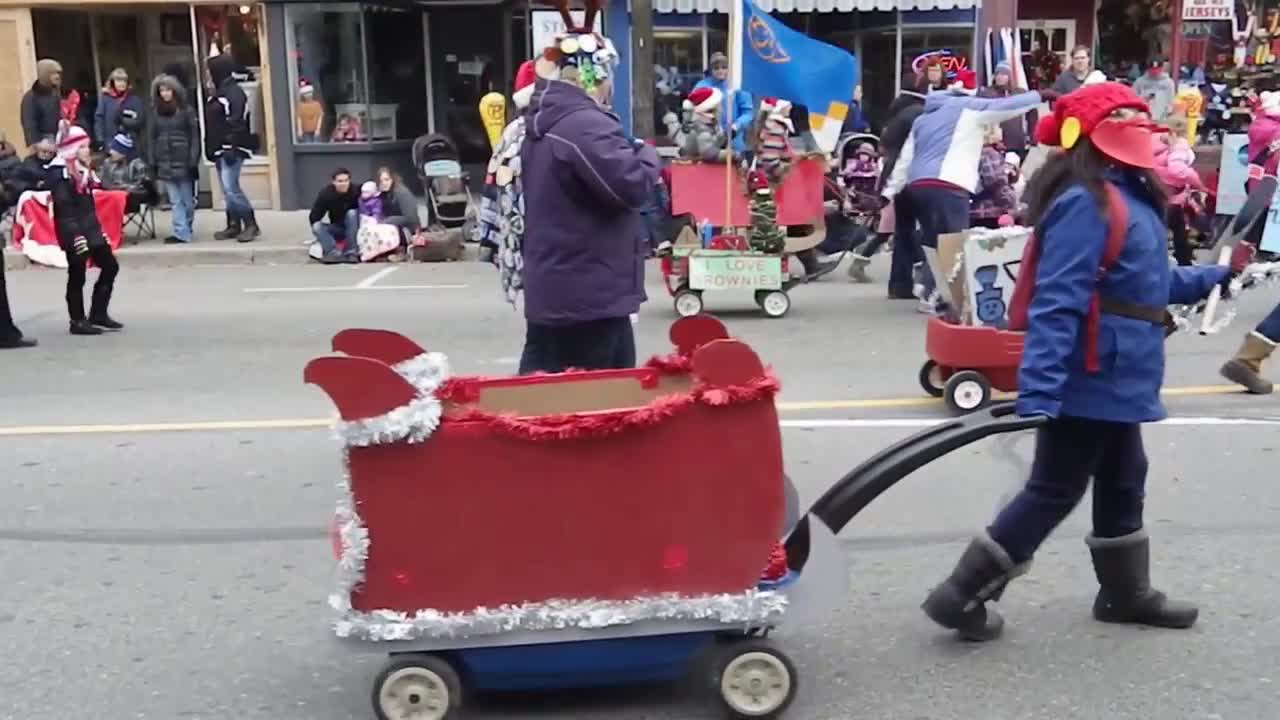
[
  {"left": 309, "top": 168, "right": 359, "bottom": 264},
  {"left": 21, "top": 59, "right": 64, "bottom": 146},
  {"left": 148, "top": 73, "right": 201, "bottom": 244},
  {"left": 204, "top": 54, "right": 260, "bottom": 243},
  {"left": 94, "top": 68, "right": 146, "bottom": 151}
]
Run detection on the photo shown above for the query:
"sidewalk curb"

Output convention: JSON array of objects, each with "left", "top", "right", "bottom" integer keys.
[{"left": 6, "top": 242, "right": 482, "bottom": 270}]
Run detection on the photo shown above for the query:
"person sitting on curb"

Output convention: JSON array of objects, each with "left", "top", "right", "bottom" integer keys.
[{"left": 309, "top": 168, "right": 359, "bottom": 264}]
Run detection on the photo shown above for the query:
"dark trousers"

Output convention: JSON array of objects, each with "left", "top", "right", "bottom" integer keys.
[
  {"left": 1167, "top": 205, "right": 1194, "bottom": 266},
  {"left": 988, "top": 417, "right": 1148, "bottom": 564},
  {"left": 519, "top": 316, "right": 636, "bottom": 375},
  {"left": 909, "top": 185, "right": 971, "bottom": 298},
  {"left": 0, "top": 257, "right": 20, "bottom": 341},
  {"left": 888, "top": 192, "right": 922, "bottom": 298},
  {"left": 1257, "top": 299, "right": 1280, "bottom": 343},
  {"left": 66, "top": 243, "right": 119, "bottom": 323}
]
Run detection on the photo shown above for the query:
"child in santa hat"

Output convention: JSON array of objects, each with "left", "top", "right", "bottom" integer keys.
[
  {"left": 921, "top": 83, "right": 1242, "bottom": 643},
  {"left": 674, "top": 85, "right": 727, "bottom": 163},
  {"left": 50, "top": 125, "right": 123, "bottom": 336}
]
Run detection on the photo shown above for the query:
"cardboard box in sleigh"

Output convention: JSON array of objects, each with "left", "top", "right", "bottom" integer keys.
[{"left": 305, "top": 316, "right": 788, "bottom": 643}]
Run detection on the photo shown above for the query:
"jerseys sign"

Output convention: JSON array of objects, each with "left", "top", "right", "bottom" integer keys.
[{"left": 1183, "top": 0, "right": 1234, "bottom": 21}]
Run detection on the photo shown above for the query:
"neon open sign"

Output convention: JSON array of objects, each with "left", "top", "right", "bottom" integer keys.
[{"left": 912, "top": 49, "right": 970, "bottom": 79}]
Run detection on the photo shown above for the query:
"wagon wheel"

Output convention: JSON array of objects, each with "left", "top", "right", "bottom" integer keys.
[
  {"left": 943, "top": 371, "right": 992, "bottom": 415},
  {"left": 754, "top": 290, "right": 790, "bottom": 319},
  {"left": 674, "top": 289, "right": 705, "bottom": 317},
  {"left": 918, "top": 360, "right": 945, "bottom": 398},
  {"left": 711, "top": 639, "right": 798, "bottom": 719},
  {"left": 372, "top": 654, "right": 463, "bottom": 720}
]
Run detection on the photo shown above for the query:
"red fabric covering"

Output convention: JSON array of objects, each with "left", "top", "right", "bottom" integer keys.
[
  {"left": 1008, "top": 183, "right": 1129, "bottom": 373},
  {"left": 9, "top": 189, "right": 126, "bottom": 268}
]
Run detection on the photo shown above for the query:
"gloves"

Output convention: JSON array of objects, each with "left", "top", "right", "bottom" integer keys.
[
  {"left": 1230, "top": 241, "right": 1257, "bottom": 274},
  {"left": 72, "top": 235, "right": 89, "bottom": 256}
]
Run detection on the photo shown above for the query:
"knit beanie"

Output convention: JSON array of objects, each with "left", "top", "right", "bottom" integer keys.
[
  {"left": 1034, "top": 82, "right": 1158, "bottom": 168},
  {"left": 994, "top": 61, "right": 1012, "bottom": 78},
  {"left": 56, "top": 125, "right": 90, "bottom": 162},
  {"left": 109, "top": 133, "right": 135, "bottom": 158},
  {"left": 36, "top": 58, "right": 62, "bottom": 86}
]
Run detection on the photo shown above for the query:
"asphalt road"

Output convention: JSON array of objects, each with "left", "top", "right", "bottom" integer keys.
[{"left": 2, "top": 260, "right": 1279, "bottom": 720}]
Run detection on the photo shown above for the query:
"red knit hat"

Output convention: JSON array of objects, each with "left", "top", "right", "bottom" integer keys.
[
  {"left": 513, "top": 60, "right": 537, "bottom": 109},
  {"left": 1035, "top": 82, "right": 1159, "bottom": 168}
]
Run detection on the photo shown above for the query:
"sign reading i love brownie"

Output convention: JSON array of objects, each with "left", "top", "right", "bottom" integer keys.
[{"left": 689, "top": 253, "right": 783, "bottom": 291}]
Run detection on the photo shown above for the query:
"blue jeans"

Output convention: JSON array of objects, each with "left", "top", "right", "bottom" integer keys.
[
  {"left": 1257, "top": 300, "right": 1280, "bottom": 343},
  {"left": 217, "top": 154, "right": 252, "bottom": 218},
  {"left": 161, "top": 178, "right": 196, "bottom": 242},
  {"left": 311, "top": 210, "right": 359, "bottom": 258}
]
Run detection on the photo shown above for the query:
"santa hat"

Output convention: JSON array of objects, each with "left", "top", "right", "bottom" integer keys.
[
  {"left": 57, "top": 125, "right": 90, "bottom": 161},
  {"left": 684, "top": 85, "right": 722, "bottom": 113},
  {"left": 949, "top": 69, "right": 978, "bottom": 94},
  {"left": 513, "top": 60, "right": 537, "bottom": 109},
  {"left": 1034, "top": 82, "right": 1159, "bottom": 168},
  {"left": 299, "top": 79, "right": 314, "bottom": 96}
]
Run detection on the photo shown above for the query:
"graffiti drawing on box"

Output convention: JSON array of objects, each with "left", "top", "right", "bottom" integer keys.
[{"left": 972, "top": 265, "right": 1008, "bottom": 329}]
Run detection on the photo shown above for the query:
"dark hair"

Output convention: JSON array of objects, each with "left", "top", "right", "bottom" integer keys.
[
  {"left": 1071, "top": 45, "right": 1091, "bottom": 59},
  {"left": 332, "top": 167, "right": 351, "bottom": 180},
  {"left": 1023, "top": 136, "right": 1166, "bottom": 234}
]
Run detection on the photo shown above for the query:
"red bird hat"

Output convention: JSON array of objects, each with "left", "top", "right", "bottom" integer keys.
[{"left": 1035, "top": 82, "right": 1162, "bottom": 169}]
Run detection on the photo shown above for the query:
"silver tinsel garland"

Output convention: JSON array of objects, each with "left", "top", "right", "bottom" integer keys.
[
  {"left": 392, "top": 352, "right": 451, "bottom": 394},
  {"left": 325, "top": 349, "right": 788, "bottom": 642},
  {"left": 1170, "top": 261, "right": 1280, "bottom": 335},
  {"left": 333, "top": 589, "right": 789, "bottom": 642}
]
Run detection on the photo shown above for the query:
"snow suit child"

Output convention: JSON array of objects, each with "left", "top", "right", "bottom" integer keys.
[{"left": 921, "top": 83, "right": 1236, "bottom": 642}]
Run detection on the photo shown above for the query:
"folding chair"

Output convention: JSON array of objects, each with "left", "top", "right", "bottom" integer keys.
[{"left": 122, "top": 181, "right": 158, "bottom": 244}]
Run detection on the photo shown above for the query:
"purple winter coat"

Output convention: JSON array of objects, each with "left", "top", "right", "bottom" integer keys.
[{"left": 520, "top": 80, "right": 660, "bottom": 326}]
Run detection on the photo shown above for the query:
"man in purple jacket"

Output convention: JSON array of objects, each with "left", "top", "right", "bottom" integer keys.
[{"left": 518, "top": 30, "right": 660, "bottom": 375}]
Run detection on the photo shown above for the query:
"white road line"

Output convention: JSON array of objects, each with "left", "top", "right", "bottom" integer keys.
[
  {"left": 354, "top": 266, "right": 399, "bottom": 289},
  {"left": 780, "top": 416, "right": 1280, "bottom": 429},
  {"left": 243, "top": 284, "right": 469, "bottom": 294}
]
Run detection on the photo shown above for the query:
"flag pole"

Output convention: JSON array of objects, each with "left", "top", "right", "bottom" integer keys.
[{"left": 726, "top": 0, "right": 743, "bottom": 230}]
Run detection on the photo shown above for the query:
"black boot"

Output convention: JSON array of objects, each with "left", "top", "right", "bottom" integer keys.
[
  {"left": 922, "top": 533, "right": 1029, "bottom": 641},
  {"left": 214, "top": 212, "right": 241, "bottom": 241},
  {"left": 70, "top": 320, "right": 103, "bottom": 336},
  {"left": 237, "top": 210, "right": 260, "bottom": 243},
  {"left": 89, "top": 282, "right": 123, "bottom": 330},
  {"left": 1087, "top": 530, "right": 1198, "bottom": 629},
  {"left": 0, "top": 332, "right": 36, "bottom": 348}
]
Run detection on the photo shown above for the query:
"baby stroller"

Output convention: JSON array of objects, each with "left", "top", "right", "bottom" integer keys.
[
  {"left": 410, "top": 133, "right": 475, "bottom": 261},
  {"left": 830, "top": 132, "right": 887, "bottom": 282}
]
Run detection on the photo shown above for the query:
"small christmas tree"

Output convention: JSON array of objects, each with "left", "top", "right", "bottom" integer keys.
[{"left": 748, "top": 187, "right": 786, "bottom": 254}]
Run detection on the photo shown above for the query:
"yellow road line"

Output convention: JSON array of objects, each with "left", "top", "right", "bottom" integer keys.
[{"left": 0, "top": 384, "right": 1253, "bottom": 437}]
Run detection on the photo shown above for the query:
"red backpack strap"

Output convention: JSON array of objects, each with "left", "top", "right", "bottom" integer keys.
[
  {"left": 1082, "top": 182, "right": 1130, "bottom": 373},
  {"left": 1006, "top": 234, "right": 1039, "bottom": 332}
]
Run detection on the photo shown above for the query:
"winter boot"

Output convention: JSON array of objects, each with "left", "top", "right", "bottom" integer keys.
[
  {"left": 1086, "top": 530, "right": 1198, "bottom": 629},
  {"left": 922, "top": 533, "right": 1030, "bottom": 642},
  {"left": 69, "top": 320, "right": 103, "bottom": 336},
  {"left": 214, "top": 212, "right": 241, "bottom": 241},
  {"left": 88, "top": 283, "right": 122, "bottom": 330},
  {"left": 846, "top": 253, "right": 873, "bottom": 283},
  {"left": 1220, "top": 332, "right": 1276, "bottom": 394},
  {"left": 237, "top": 211, "right": 261, "bottom": 243}
]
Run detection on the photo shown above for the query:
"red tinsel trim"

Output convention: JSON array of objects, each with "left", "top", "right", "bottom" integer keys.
[
  {"left": 760, "top": 542, "right": 789, "bottom": 581},
  {"left": 445, "top": 374, "right": 779, "bottom": 443},
  {"left": 643, "top": 353, "right": 694, "bottom": 375}
]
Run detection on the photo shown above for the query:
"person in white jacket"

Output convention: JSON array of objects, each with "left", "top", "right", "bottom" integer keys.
[{"left": 881, "top": 69, "right": 1040, "bottom": 311}]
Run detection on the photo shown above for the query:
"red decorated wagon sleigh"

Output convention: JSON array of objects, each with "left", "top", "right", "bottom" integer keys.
[{"left": 306, "top": 315, "right": 1045, "bottom": 719}]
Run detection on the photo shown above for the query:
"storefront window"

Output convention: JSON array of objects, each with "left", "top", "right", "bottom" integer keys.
[
  {"left": 654, "top": 29, "right": 704, "bottom": 146},
  {"left": 285, "top": 2, "right": 426, "bottom": 144},
  {"left": 901, "top": 28, "right": 974, "bottom": 89},
  {"left": 195, "top": 4, "right": 269, "bottom": 159}
]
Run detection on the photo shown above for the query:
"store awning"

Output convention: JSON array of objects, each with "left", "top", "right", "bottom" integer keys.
[{"left": 653, "top": 0, "right": 980, "bottom": 12}]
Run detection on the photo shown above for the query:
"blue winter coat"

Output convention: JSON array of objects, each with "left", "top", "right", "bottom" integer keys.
[
  {"left": 1016, "top": 173, "right": 1229, "bottom": 423},
  {"left": 520, "top": 80, "right": 660, "bottom": 326},
  {"left": 94, "top": 90, "right": 146, "bottom": 146},
  {"left": 693, "top": 76, "right": 754, "bottom": 153}
]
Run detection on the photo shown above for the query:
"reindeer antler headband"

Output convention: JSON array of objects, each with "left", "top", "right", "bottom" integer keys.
[{"left": 538, "top": 0, "right": 617, "bottom": 91}]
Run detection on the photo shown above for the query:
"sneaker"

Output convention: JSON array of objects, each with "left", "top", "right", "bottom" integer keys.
[
  {"left": 70, "top": 320, "right": 103, "bottom": 336},
  {"left": 163, "top": 236, "right": 187, "bottom": 244},
  {"left": 90, "top": 315, "right": 125, "bottom": 331}
]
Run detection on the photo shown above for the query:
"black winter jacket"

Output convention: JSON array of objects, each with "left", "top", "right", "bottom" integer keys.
[
  {"left": 204, "top": 55, "right": 258, "bottom": 162},
  {"left": 148, "top": 75, "right": 200, "bottom": 182},
  {"left": 20, "top": 82, "right": 61, "bottom": 146},
  {"left": 49, "top": 164, "right": 105, "bottom": 251},
  {"left": 878, "top": 91, "right": 926, "bottom": 190}
]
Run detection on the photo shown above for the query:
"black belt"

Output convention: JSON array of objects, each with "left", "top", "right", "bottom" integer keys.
[{"left": 1100, "top": 297, "right": 1176, "bottom": 337}]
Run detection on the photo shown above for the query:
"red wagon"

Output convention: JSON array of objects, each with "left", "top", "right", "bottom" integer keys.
[{"left": 920, "top": 317, "right": 1024, "bottom": 414}]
